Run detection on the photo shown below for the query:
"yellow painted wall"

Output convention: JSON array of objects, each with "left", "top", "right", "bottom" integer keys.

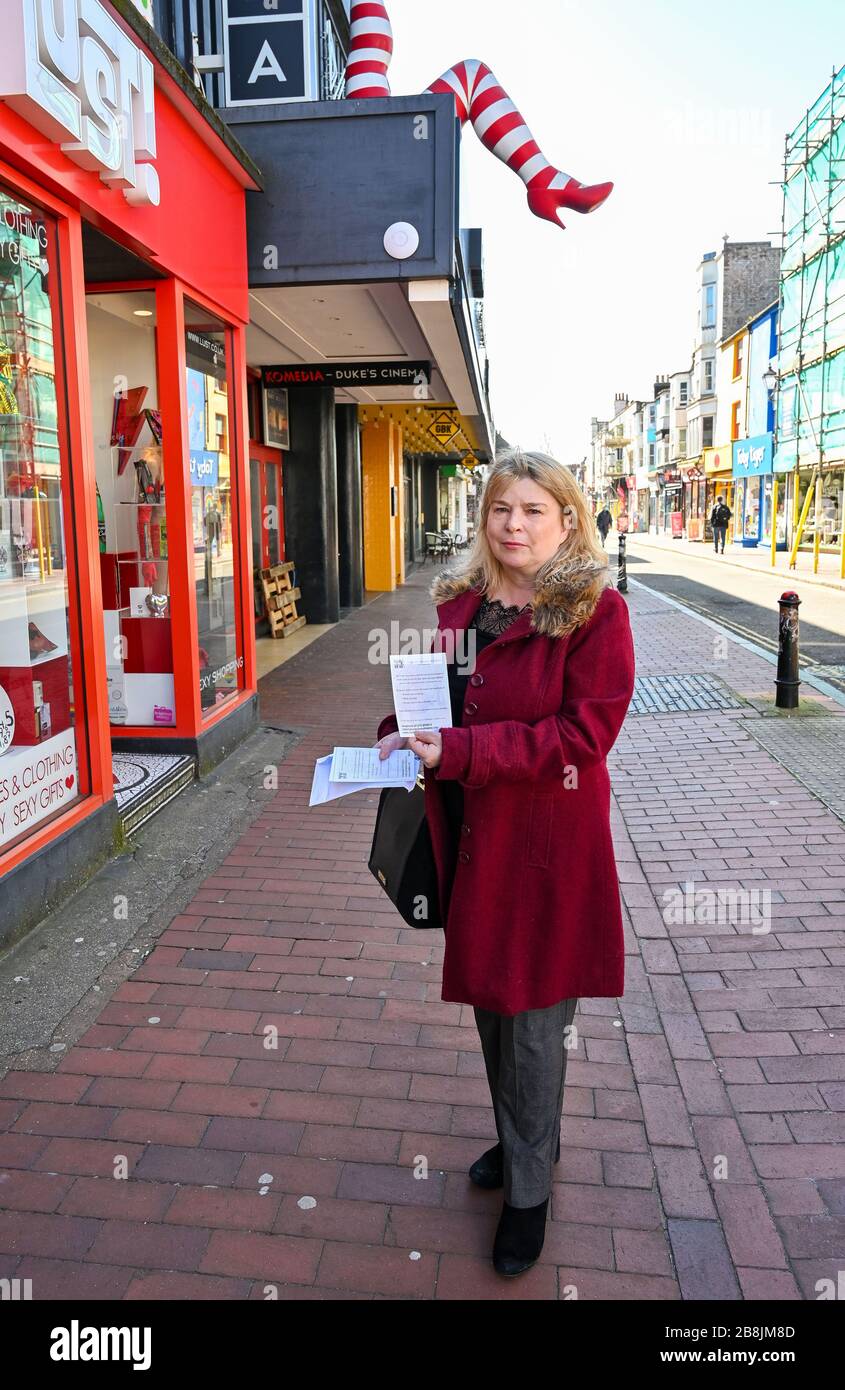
[
  {"left": 392, "top": 420, "right": 405, "bottom": 588},
  {"left": 361, "top": 421, "right": 395, "bottom": 591}
]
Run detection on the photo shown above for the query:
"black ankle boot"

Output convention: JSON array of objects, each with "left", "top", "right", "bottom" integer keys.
[
  {"left": 469, "top": 1137, "right": 561, "bottom": 1189},
  {"left": 493, "top": 1196, "right": 550, "bottom": 1276}
]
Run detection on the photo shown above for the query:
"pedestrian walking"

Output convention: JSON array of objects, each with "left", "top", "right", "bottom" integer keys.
[
  {"left": 710, "top": 495, "right": 731, "bottom": 553},
  {"left": 374, "top": 448, "right": 636, "bottom": 1277},
  {"left": 595, "top": 506, "right": 612, "bottom": 548}
]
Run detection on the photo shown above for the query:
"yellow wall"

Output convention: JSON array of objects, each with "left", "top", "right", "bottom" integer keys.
[
  {"left": 392, "top": 420, "right": 405, "bottom": 589},
  {"left": 361, "top": 418, "right": 405, "bottom": 591},
  {"left": 361, "top": 421, "right": 392, "bottom": 590}
]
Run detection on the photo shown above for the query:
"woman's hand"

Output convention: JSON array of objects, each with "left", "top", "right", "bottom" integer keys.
[
  {"left": 374, "top": 732, "right": 412, "bottom": 760},
  {"left": 408, "top": 730, "right": 443, "bottom": 770}
]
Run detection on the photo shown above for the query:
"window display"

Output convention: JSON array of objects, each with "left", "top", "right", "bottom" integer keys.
[
  {"left": 0, "top": 189, "right": 80, "bottom": 851},
  {"left": 743, "top": 477, "right": 761, "bottom": 541},
  {"left": 184, "top": 302, "right": 243, "bottom": 712},
  {"left": 86, "top": 290, "right": 174, "bottom": 727},
  {"left": 796, "top": 468, "right": 844, "bottom": 549}
]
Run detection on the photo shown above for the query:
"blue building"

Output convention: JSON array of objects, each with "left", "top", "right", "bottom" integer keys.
[{"left": 731, "top": 302, "right": 781, "bottom": 547}]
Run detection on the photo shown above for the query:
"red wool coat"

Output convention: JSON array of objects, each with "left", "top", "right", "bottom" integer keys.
[{"left": 376, "top": 555, "right": 636, "bottom": 1016}]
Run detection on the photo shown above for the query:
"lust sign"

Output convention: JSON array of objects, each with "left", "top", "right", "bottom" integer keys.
[{"left": 0, "top": 0, "right": 159, "bottom": 206}]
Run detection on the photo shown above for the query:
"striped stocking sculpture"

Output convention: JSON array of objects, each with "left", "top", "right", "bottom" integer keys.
[{"left": 344, "top": 1, "right": 613, "bottom": 231}]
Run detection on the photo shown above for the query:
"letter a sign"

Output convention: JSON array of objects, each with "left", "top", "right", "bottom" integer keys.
[
  {"left": 248, "top": 41, "right": 286, "bottom": 86},
  {"left": 223, "top": 2, "right": 313, "bottom": 107}
]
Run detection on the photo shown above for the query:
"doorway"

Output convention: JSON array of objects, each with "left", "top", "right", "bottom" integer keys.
[{"left": 249, "top": 441, "right": 285, "bottom": 634}]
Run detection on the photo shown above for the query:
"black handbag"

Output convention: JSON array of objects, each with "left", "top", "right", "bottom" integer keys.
[{"left": 368, "top": 768, "right": 443, "bottom": 930}]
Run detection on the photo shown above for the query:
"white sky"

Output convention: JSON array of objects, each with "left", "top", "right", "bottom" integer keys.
[{"left": 385, "top": 0, "right": 842, "bottom": 463}]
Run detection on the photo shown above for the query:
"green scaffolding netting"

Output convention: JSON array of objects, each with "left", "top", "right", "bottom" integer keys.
[
  {"left": 776, "top": 352, "right": 845, "bottom": 462},
  {"left": 777, "top": 65, "right": 845, "bottom": 469}
]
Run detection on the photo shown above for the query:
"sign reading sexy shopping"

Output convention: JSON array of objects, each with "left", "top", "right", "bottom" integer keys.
[
  {"left": 0, "top": 0, "right": 159, "bottom": 206},
  {"left": 0, "top": 728, "right": 78, "bottom": 848},
  {"left": 223, "top": 0, "right": 314, "bottom": 107}
]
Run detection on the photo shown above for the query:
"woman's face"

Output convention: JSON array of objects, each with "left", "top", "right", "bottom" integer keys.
[{"left": 486, "top": 477, "right": 571, "bottom": 579}]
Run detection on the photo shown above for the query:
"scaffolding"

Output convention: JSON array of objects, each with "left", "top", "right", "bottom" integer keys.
[{"left": 775, "top": 64, "right": 845, "bottom": 571}]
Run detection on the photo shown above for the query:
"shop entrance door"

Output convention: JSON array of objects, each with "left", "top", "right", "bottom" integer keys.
[{"left": 249, "top": 443, "right": 285, "bottom": 633}]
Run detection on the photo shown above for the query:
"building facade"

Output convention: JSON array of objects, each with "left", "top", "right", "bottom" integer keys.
[
  {"left": 152, "top": 0, "right": 494, "bottom": 640},
  {"left": 728, "top": 302, "right": 780, "bottom": 548},
  {"left": 774, "top": 63, "right": 845, "bottom": 564},
  {"left": 0, "top": 0, "right": 260, "bottom": 942}
]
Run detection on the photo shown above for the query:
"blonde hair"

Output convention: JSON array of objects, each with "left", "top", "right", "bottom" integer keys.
[{"left": 436, "top": 447, "right": 608, "bottom": 596}]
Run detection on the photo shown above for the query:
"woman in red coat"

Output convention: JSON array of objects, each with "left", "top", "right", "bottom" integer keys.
[{"left": 375, "top": 449, "right": 635, "bottom": 1276}]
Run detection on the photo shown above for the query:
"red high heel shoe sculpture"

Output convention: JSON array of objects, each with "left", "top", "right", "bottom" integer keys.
[{"left": 344, "top": 3, "right": 613, "bottom": 231}]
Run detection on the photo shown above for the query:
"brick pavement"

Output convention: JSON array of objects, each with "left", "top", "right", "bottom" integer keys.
[{"left": 1, "top": 568, "right": 844, "bottom": 1300}]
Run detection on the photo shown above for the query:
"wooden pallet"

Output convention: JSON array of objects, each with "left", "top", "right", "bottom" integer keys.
[{"left": 260, "top": 560, "right": 307, "bottom": 638}]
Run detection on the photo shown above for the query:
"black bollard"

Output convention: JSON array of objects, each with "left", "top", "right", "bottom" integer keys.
[
  {"left": 617, "top": 531, "right": 628, "bottom": 593},
  {"left": 775, "top": 591, "right": 801, "bottom": 710}
]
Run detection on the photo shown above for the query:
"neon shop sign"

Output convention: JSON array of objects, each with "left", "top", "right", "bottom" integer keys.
[{"left": 1, "top": 0, "right": 159, "bottom": 206}]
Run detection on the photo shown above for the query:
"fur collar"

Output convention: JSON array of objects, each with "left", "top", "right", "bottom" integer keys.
[{"left": 429, "top": 553, "right": 612, "bottom": 640}]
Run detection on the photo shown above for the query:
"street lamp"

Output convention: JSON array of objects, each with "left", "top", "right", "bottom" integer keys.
[{"left": 763, "top": 368, "right": 777, "bottom": 397}]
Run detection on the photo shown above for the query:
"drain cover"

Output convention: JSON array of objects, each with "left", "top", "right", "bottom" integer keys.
[{"left": 630, "top": 673, "right": 746, "bottom": 715}]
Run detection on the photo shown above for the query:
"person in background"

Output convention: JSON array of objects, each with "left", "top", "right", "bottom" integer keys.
[
  {"left": 595, "top": 507, "right": 613, "bottom": 548},
  {"left": 710, "top": 495, "right": 731, "bottom": 554}
]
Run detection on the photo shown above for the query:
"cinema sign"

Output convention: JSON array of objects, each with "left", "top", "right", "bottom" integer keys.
[{"left": 0, "top": 0, "right": 159, "bottom": 206}]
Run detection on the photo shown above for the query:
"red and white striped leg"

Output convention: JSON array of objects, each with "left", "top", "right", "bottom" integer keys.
[
  {"left": 427, "top": 59, "right": 613, "bottom": 229},
  {"left": 344, "top": 1, "right": 394, "bottom": 98}
]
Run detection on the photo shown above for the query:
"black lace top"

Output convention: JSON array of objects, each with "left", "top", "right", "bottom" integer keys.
[
  {"left": 474, "top": 595, "right": 533, "bottom": 634},
  {"left": 440, "top": 594, "right": 531, "bottom": 842}
]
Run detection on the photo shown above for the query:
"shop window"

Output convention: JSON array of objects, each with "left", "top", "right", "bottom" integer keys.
[
  {"left": 184, "top": 301, "right": 244, "bottom": 712},
  {"left": 0, "top": 189, "right": 83, "bottom": 853},
  {"left": 798, "top": 469, "right": 843, "bottom": 547},
  {"left": 86, "top": 289, "right": 174, "bottom": 728},
  {"left": 743, "top": 478, "right": 761, "bottom": 540}
]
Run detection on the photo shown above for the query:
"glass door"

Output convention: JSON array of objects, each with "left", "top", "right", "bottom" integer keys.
[
  {"left": 85, "top": 287, "right": 176, "bottom": 728},
  {"left": 184, "top": 301, "right": 244, "bottom": 713}
]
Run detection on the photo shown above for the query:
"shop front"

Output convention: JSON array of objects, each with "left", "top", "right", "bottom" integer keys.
[
  {"left": 0, "top": 0, "right": 259, "bottom": 941},
  {"left": 634, "top": 468, "right": 650, "bottom": 532},
  {"left": 732, "top": 432, "right": 781, "bottom": 548},
  {"left": 703, "top": 445, "right": 734, "bottom": 544},
  {"left": 656, "top": 468, "right": 682, "bottom": 533},
  {"left": 794, "top": 462, "right": 844, "bottom": 553},
  {"left": 682, "top": 463, "right": 706, "bottom": 539}
]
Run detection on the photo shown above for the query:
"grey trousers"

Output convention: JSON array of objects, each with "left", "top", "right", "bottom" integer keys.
[{"left": 473, "top": 996, "right": 579, "bottom": 1207}]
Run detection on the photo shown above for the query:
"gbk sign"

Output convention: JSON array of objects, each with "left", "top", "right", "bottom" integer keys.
[
  {"left": 0, "top": 0, "right": 159, "bottom": 206},
  {"left": 223, "top": 0, "right": 315, "bottom": 108}
]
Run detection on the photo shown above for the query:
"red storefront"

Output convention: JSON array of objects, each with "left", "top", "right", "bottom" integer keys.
[{"left": 0, "top": 1, "right": 260, "bottom": 939}]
